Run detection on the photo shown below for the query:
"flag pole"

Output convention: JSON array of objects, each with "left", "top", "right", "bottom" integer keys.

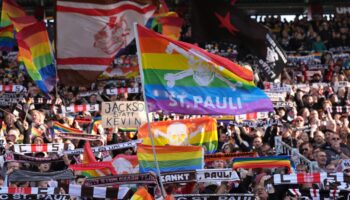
[{"left": 133, "top": 23, "right": 166, "bottom": 198}]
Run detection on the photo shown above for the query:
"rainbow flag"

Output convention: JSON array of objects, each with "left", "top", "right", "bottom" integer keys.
[
  {"left": 232, "top": 156, "right": 292, "bottom": 173},
  {"left": 138, "top": 117, "right": 218, "bottom": 153},
  {"left": 31, "top": 127, "right": 43, "bottom": 137},
  {"left": 131, "top": 186, "right": 153, "bottom": 200},
  {"left": 146, "top": 12, "right": 183, "bottom": 40},
  {"left": 137, "top": 144, "right": 203, "bottom": 173},
  {"left": 0, "top": 25, "right": 14, "bottom": 50},
  {"left": 0, "top": 0, "right": 27, "bottom": 27},
  {"left": 135, "top": 24, "right": 273, "bottom": 115},
  {"left": 8, "top": 15, "right": 37, "bottom": 31},
  {"left": 89, "top": 117, "right": 102, "bottom": 135},
  {"left": 53, "top": 121, "right": 82, "bottom": 133},
  {"left": 81, "top": 142, "right": 112, "bottom": 178},
  {"left": 15, "top": 22, "right": 56, "bottom": 94}
]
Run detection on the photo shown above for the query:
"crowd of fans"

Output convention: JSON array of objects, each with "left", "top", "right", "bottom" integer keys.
[{"left": 0, "top": 14, "right": 350, "bottom": 200}]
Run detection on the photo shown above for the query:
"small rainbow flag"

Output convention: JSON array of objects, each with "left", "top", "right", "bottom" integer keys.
[
  {"left": 233, "top": 155, "right": 292, "bottom": 173},
  {"left": 131, "top": 186, "right": 153, "bottom": 200},
  {"left": 89, "top": 117, "right": 102, "bottom": 135},
  {"left": 31, "top": 127, "right": 43, "bottom": 137},
  {"left": 146, "top": 12, "right": 183, "bottom": 40},
  {"left": 138, "top": 117, "right": 218, "bottom": 153},
  {"left": 135, "top": 24, "right": 273, "bottom": 115},
  {"left": 53, "top": 121, "right": 82, "bottom": 133},
  {"left": 137, "top": 144, "right": 203, "bottom": 173}
]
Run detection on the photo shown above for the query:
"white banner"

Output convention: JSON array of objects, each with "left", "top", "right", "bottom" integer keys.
[
  {"left": 101, "top": 101, "right": 147, "bottom": 128},
  {"left": 196, "top": 169, "right": 240, "bottom": 182}
]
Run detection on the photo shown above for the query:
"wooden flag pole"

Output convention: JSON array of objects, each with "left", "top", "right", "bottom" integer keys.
[{"left": 133, "top": 23, "right": 166, "bottom": 198}]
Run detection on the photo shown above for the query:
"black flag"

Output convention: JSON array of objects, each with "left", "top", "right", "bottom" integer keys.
[{"left": 191, "top": 0, "right": 287, "bottom": 81}]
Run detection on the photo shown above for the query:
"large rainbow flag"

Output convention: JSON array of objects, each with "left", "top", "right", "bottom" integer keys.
[
  {"left": 15, "top": 22, "right": 56, "bottom": 93},
  {"left": 137, "top": 144, "right": 203, "bottom": 173},
  {"left": 232, "top": 155, "right": 292, "bottom": 173},
  {"left": 138, "top": 117, "right": 218, "bottom": 153},
  {"left": 135, "top": 24, "right": 273, "bottom": 115}
]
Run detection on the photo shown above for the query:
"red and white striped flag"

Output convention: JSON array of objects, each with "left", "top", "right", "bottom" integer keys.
[{"left": 56, "top": 0, "right": 156, "bottom": 86}]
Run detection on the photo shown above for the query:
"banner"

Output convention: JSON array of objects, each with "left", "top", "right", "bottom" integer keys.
[
  {"left": 0, "top": 85, "right": 26, "bottom": 93},
  {"left": 234, "top": 112, "right": 269, "bottom": 121},
  {"left": 8, "top": 169, "right": 74, "bottom": 182},
  {"left": 204, "top": 152, "right": 257, "bottom": 162},
  {"left": 161, "top": 171, "right": 197, "bottom": 184},
  {"left": 101, "top": 101, "right": 147, "bottom": 128},
  {"left": 138, "top": 117, "right": 218, "bottom": 153},
  {"left": 0, "top": 93, "right": 21, "bottom": 107},
  {"left": 289, "top": 189, "right": 342, "bottom": 200},
  {"left": 0, "top": 194, "right": 70, "bottom": 200},
  {"left": 13, "top": 144, "right": 64, "bottom": 154},
  {"left": 4, "top": 152, "right": 64, "bottom": 163},
  {"left": 231, "top": 119, "right": 281, "bottom": 128},
  {"left": 84, "top": 173, "right": 157, "bottom": 186},
  {"left": 106, "top": 87, "right": 140, "bottom": 95},
  {"left": 0, "top": 184, "right": 130, "bottom": 199},
  {"left": 273, "top": 173, "right": 343, "bottom": 185},
  {"left": 135, "top": 24, "right": 273, "bottom": 115},
  {"left": 196, "top": 169, "right": 239, "bottom": 182},
  {"left": 174, "top": 194, "right": 255, "bottom": 200},
  {"left": 56, "top": 132, "right": 102, "bottom": 141},
  {"left": 62, "top": 104, "right": 99, "bottom": 113},
  {"left": 56, "top": 0, "right": 155, "bottom": 85},
  {"left": 63, "top": 140, "right": 142, "bottom": 155}
]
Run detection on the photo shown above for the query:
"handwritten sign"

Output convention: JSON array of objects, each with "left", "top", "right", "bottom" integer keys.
[{"left": 102, "top": 101, "right": 148, "bottom": 128}]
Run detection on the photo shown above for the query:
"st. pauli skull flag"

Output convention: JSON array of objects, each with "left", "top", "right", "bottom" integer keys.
[{"left": 135, "top": 24, "right": 273, "bottom": 115}]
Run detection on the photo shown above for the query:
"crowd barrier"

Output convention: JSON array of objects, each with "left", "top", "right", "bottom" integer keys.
[{"left": 275, "top": 136, "right": 319, "bottom": 172}]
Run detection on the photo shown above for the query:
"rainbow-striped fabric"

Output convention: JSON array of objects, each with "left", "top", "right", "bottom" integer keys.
[
  {"left": 146, "top": 11, "right": 183, "bottom": 40},
  {"left": 138, "top": 117, "right": 218, "bottom": 153},
  {"left": 233, "top": 155, "right": 292, "bottom": 173},
  {"left": 135, "top": 24, "right": 273, "bottom": 115},
  {"left": 137, "top": 144, "right": 203, "bottom": 173},
  {"left": 15, "top": 22, "right": 56, "bottom": 93},
  {"left": 53, "top": 121, "right": 82, "bottom": 134},
  {"left": 0, "top": 25, "right": 14, "bottom": 51},
  {"left": 0, "top": 0, "right": 27, "bottom": 50},
  {"left": 130, "top": 186, "right": 153, "bottom": 200},
  {"left": 0, "top": 0, "right": 26, "bottom": 27}
]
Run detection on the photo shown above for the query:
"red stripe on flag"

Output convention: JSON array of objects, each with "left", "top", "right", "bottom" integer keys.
[
  {"left": 33, "top": 145, "right": 48, "bottom": 152},
  {"left": 56, "top": 4, "right": 156, "bottom": 16},
  {"left": 296, "top": 173, "right": 320, "bottom": 184},
  {"left": 57, "top": 57, "right": 113, "bottom": 65}
]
